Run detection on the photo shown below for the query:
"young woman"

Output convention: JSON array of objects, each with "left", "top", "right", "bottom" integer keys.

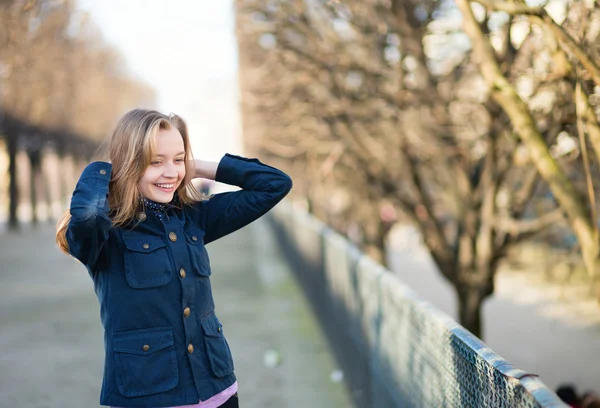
[{"left": 56, "top": 109, "right": 292, "bottom": 407}]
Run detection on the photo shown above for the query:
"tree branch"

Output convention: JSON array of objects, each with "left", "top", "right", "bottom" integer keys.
[
  {"left": 496, "top": 208, "right": 565, "bottom": 238},
  {"left": 535, "top": 13, "right": 600, "bottom": 88},
  {"left": 258, "top": 138, "right": 307, "bottom": 159},
  {"left": 401, "top": 147, "right": 451, "bottom": 252},
  {"left": 477, "top": 0, "right": 600, "bottom": 87},
  {"left": 474, "top": 0, "right": 544, "bottom": 15},
  {"left": 576, "top": 81, "right": 599, "bottom": 241},
  {"left": 576, "top": 82, "right": 600, "bottom": 172},
  {"left": 456, "top": 0, "right": 597, "bottom": 250}
]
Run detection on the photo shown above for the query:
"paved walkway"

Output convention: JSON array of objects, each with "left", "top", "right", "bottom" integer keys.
[{"left": 0, "top": 220, "right": 351, "bottom": 408}]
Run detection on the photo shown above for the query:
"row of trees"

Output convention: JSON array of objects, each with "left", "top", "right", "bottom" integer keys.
[
  {"left": 235, "top": 0, "right": 600, "bottom": 338},
  {"left": 0, "top": 0, "right": 155, "bottom": 227}
]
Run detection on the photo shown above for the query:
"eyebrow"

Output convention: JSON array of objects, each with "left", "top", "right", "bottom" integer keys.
[{"left": 154, "top": 152, "right": 186, "bottom": 157}]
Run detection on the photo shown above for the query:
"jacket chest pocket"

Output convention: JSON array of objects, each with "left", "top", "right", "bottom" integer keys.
[
  {"left": 201, "top": 314, "right": 234, "bottom": 378},
  {"left": 185, "top": 230, "right": 211, "bottom": 277},
  {"left": 113, "top": 327, "right": 179, "bottom": 397},
  {"left": 123, "top": 235, "right": 172, "bottom": 288}
]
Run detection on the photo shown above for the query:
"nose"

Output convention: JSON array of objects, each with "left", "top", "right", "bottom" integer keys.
[{"left": 162, "top": 162, "right": 178, "bottom": 179}]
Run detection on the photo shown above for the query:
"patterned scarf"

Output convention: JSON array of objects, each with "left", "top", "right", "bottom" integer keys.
[{"left": 141, "top": 195, "right": 178, "bottom": 221}]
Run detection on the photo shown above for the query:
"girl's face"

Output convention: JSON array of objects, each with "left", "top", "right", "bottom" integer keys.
[{"left": 137, "top": 126, "right": 186, "bottom": 203}]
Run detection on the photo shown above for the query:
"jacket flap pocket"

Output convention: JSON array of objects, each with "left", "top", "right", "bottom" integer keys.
[
  {"left": 200, "top": 314, "right": 223, "bottom": 338},
  {"left": 113, "top": 327, "right": 174, "bottom": 355},
  {"left": 123, "top": 235, "right": 166, "bottom": 253},
  {"left": 185, "top": 229, "right": 204, "bottom": 246}
]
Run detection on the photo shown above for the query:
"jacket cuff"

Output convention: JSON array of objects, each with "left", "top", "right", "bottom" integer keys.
[
  {"left": 215, "top": 154, "right": 257, "bottom": 186},
  {"left": 80, "top": 161, "right": 113, "bottom": 181}
]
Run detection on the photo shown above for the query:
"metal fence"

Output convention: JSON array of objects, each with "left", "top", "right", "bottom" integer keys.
[{"left": 268, "top": 202, "right": 566, "bottom": 408}]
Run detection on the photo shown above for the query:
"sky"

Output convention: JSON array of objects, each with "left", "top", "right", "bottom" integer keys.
[{"left": 76, "top": 0, "right": 242, "bottom": 162}]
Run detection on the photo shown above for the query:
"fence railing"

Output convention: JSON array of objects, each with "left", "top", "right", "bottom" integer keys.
[{"left": 268, "top": 201, "right": 566, "bottom": 408}]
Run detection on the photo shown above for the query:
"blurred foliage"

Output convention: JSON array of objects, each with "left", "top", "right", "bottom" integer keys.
[
  {"left": 0, "top": 0, "right": 156, "bottom": 142},
  {"left": 235, "top": 0, "right": 600, "bottom": 336}
]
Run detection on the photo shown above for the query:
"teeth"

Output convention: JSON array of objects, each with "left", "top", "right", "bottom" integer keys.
[{"left": 156, "top": 184, "right": 174, "bottom": 189}]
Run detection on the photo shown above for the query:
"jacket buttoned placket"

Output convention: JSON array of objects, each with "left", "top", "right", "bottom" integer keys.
[{"left": 161, "top": 213, "right": 205, "bottom": 386}]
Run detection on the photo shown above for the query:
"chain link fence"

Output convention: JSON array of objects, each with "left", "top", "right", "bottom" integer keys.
[{"left": 268, "top": 202, "right": 566, "bottom": 408}]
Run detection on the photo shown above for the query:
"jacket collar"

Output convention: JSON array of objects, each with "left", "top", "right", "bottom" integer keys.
[{"left": 122, "top": 193, "right": 185, "bottom": 234}]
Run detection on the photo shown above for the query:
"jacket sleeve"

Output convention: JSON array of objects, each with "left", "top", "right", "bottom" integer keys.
[
  {"left": 67, "top": 161, "right": 113, "bottom": 271},
  {"left": 201, "top": 154, "right": 292, "bottom": 245}
]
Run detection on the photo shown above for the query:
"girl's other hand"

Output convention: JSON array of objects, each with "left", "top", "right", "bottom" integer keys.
[{"left": 193, "top": 159, "right": 218, "bottom": 180}]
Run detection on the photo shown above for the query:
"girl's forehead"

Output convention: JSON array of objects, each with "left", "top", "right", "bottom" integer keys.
[{"left": 151, "top": 127, "right": 185, "bottom": 156}]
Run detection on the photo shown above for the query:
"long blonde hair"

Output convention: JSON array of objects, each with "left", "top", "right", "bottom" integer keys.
[{"left": 56, "top": 109, "right": 201, "bottom": 254}]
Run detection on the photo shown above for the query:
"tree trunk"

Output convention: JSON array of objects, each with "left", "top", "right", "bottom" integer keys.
[
  {"left": 582, "top": 250, "right": 600, "bottom": 299},
  {"left": 454, "top": 232, "right": 493, "bottom": 339},
  {"left": 39, "top": 152, "right": 53, "bottom": 224},
  {"left": 8, "top": 135, "right": 18, "bottom": 230},
  {"left": 457, "top": 285, "right": 486, "bottom": 339},
  {"left": 29, "top": 151, "right": 40, "bottom": 225},
  {"left": 361, "top": 217, "right": 393, "bottom": 268}
]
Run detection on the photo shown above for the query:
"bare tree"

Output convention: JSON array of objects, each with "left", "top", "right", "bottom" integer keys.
[
  {"left": 455, "top": 0, "right": 600, "bottom": 297},
  {"left": 235, "top": 0, "right": 600, "bottom": 338},
  {"left": 0, "top": 0, "right": 156, "bottom": 227}
]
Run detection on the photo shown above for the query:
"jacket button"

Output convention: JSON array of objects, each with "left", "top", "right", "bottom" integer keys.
[
  {"left": 99, "top": 169, "right": 106, "bottom": 175},
  {"left": 192, "top": 235, "right": 198, "bottom": 241},
  {"left": 183, "top": 307, "right": 191, "bottom": 318},
  {"left": 142, "top": 344, "right": 150, "bottom": 352},
  {"left": 169, "top": 232, "right": 177, "bottom": 242},
  {"left": 187, "top": 343, "right": 194, "bottom": 354},
  {"left": 218, "top": 326, "right": 221, "bottom": 333},
  {"left": 179, "top": 268, "right": 186, "bottom": 279},
  {"left": 137, "top": 212, "right": 147, "bottom": 222},
  {"left": 142, "top": 243, "right": 150, "bottom": 249}
]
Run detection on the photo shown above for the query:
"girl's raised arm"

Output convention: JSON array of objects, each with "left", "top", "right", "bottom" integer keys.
[
  {"left": 67, "top": 162, "right": 113, "bottom": 271},
  {"left": 195, "top": 154, "right": 292, "bottom": 245}
]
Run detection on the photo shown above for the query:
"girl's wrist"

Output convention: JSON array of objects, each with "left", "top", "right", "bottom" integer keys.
[{"left": 193, "top": 159, "right": 218, "bottom": 180}]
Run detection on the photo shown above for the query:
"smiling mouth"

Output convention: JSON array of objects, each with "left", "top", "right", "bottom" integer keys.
[{"left": 154, "top": 183, "right": 176, "bottom": 191}]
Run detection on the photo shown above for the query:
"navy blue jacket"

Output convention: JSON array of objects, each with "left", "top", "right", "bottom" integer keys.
[{"left": 67, "top": 154, "right": 292, "bottom": 407}]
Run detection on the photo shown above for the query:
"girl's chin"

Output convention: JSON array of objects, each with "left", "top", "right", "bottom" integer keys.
[
  {"left": 150, "top": 196, "right": 173, "bottom": 203},
  {"left": 148, "top": 188, "right": 176, "bottom": 203}
]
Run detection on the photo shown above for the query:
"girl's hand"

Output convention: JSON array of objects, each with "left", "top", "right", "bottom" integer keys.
[{"left": 193, "top": 159, "right": 218, "bottom": 180}]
